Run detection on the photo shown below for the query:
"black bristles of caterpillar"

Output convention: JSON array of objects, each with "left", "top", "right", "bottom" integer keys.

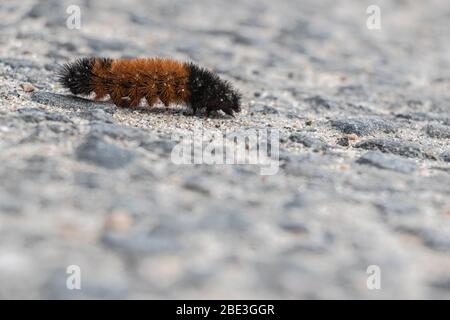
[
  {"left": 57, "top": 57, "right": 242, "bottom": 117},
  {"left": 57, "top": 57, "right": 112, "bottom": 95},
  {"left": 57, "top": 57, "right": 94, "bottom": 95},
  {"left": 187, "top": 63, "right": 242, "bottom": 117}
]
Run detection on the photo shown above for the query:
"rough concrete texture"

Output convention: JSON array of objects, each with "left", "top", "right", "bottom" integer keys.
[{"left": 0, "top": 0, "right": 449, "bottom": 299}]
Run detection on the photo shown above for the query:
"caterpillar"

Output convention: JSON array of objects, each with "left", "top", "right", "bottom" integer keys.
[{"left": 57, "top": 57, "right": 242, "bottom": 117}]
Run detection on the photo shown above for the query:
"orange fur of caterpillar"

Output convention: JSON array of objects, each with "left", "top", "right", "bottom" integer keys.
[{"left": 92, "top": 58, "right": 190, "bottom": 108}]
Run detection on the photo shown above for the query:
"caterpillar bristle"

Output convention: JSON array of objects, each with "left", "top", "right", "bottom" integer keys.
[
  {"left": 57, "top": 57, "right": 242, "bottom": 117},
  {"left": 57, "top": 57, "right": 96, "bottom": 95}
]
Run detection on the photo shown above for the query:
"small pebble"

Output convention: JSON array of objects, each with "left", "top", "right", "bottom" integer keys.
[
  {"left": 105, "top": 210, "right": 133, "bottom": 233},
  {"left": 21, "top": 83, "right": 36, "bottom": 92}
]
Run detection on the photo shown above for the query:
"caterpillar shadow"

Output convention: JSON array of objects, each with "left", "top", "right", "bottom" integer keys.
[{"left": 31, "top": 92, "right": 233, "bottom": 119}]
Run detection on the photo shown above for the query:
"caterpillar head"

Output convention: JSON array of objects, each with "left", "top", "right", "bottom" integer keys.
[{"left": 187, "top": 63, "right": 242, "bottom": 117}]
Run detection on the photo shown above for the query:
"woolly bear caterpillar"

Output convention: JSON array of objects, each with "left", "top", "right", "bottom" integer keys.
[{"left": 57, "top": 57, "right": 242, "bottom": 117}]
